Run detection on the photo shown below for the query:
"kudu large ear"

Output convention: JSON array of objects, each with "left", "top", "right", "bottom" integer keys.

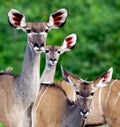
[
  {"left": 94, "top": 67, "right": 113, "bottom": 90},
  {"left": 61, "top": 81, "right": 77, "bottom": 102},
  {"left": 60, "top": 34, "right": 77, "bottom": 53},
  {"left": 47, "top": 8, "right": 67, "bottom": 29},
  {"left": 61, "top": 65, "right": 79, "bottom": 86},
  {"left": 8, "top": 9, "right": 26, "bottom": 29}
]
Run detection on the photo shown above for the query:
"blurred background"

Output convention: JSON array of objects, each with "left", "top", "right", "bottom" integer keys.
[
  {"left": 0, "top": 0, "right": 120, "bottom": 127},
  {"left": 0, "top": 0, "right": 120, "bottom": 82}
]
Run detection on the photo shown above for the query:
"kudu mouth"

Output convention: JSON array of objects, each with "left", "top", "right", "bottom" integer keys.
[{"left": 49, "top": 58, "right": 57, "bottom": 66}]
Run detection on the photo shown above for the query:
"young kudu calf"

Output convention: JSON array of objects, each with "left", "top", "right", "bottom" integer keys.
[
  {"left": 0, "top": 8, "right": 67, "bottom": 127},
  {"left": 41, "top": 33, "right": 77, "bottom": 83},
  {"left": 33, "top": 67, "right": 113, "bottom": 127}
]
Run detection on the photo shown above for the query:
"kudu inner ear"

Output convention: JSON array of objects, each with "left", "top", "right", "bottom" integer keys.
[
  {"left": 47, "top": 8, "right": 67, "bottom": 28},
  {"left": 102, "top": 67, "right": 113, "bottom": 83},
  {"left": 61, "top": 34, "right": 77, "bottom": 52},
  {"left": 95, "top": 67, "right": 113, "bottom": 88},
  {"left": 8, "top": 9, "right": 26, "bottom": 28}
]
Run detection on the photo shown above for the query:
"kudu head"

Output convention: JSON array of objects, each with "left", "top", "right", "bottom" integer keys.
[
  {"left": 61, "top": 67, "right": 113, "bottom": 119},
  {"left": 8, "top": 8, "right": 67, "bottom": 52},
  {"left": 45, "top": 34, "right": 76, "bottom": 67}
]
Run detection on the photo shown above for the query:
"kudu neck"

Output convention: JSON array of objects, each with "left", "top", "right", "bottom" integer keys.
[
  {"left": 18, "top": 43, "right": 41, "bottom": 105},
  {"left": 21, "top": 44, "right": 40, "bottom": 83},
  {"left": 41, "top": 62, "right": 57, "bottom": 83}
]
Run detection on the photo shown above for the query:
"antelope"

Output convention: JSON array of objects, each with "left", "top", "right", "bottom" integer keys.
[
  {"left": 84, "top": 79, "right": 120, "bottom": 126},
  {"left": 41, "top": 33, "right": 77, "bottom": 83},
  {"left": 61, "top": 67, "right": 113, "bottom": 124},
  {"left": 0, "top": 8, "right": 67, "bottom": 127},
  {"left": 32, "top": 67, "right": 113, "bottom": 127}
]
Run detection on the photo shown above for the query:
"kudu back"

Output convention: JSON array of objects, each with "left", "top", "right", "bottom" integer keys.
[{"left": 0, "top": 8, "right": 67, "bottom": 127}]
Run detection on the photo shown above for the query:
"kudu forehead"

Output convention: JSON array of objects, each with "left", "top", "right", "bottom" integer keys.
[
  {"left": 78, "top": 81, "right": 93, "bottom": 97},
  {"left": 25, "top": 22, "right": 48, "bottom": 32},
  {"left": 47, "top": 46, "right": 59, "bottom": 52}
]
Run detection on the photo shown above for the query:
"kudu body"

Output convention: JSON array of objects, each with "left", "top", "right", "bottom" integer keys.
[
  {"left": 85, "top": 79, "right": 120, "bottom": 127},
  {"left": 33, "top": 81, "right": 84, "bottom": 127},
  {"left": 41, "top": 33, "right": 77, "bottom": 83},
  {"left": 0, "top": 8, "right": 67, "bottom": 127},
  {"left": 33, "top": 67, "right": 113, "bottom": 127}
]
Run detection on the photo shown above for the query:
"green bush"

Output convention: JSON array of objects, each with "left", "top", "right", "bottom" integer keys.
[{"left": 0, "top": 0, "right": 120, "bottom": 81}]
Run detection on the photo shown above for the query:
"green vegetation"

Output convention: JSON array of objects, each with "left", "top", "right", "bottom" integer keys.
[
  {"left": 0, "top": 123, "right": 3, "bottom": 127},
  {"left": 0, "top": 0, "right": 120, "bottom": 83}
]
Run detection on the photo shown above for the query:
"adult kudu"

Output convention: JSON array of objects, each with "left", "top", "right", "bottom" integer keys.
[
  {"left": 0, "top": 8, "right": 67, "bottom": 127},
  {"left": 84, "top": 76, "right": 120, "bottom": 126},
  {"left": 33, "top": 66, "right": 113, "bottom": 127},
  {"left": 61, "top": 67, "right": 113, "bottom": 120},
  {"left": 67, "top": 68, "right": 120, "bottom": 127}
]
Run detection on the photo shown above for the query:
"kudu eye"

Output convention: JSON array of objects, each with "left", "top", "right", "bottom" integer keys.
[
  {"left": 45, "top": 49, "right": 49, "bottom": 53},
  {"left": 76, "top": 91, "right": 79, "bottom": 95},
  {"left": 45, "top": 29, "right": 49, "bottom": 33},
  {"left": 57, "top": 50, "right": 61, "bottom": 54},
  {"left": 26, "top": 29, "right": 31, "bottom": 33},
  {"left": 91, "top": 92, "right": 94, "bottom": 96}
]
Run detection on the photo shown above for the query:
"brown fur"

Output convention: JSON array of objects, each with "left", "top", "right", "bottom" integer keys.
[
  {"left": 60, "top": 67, "right": 114, "bottom": 127},
  {"left": 0, "top": 74, "right": 25, "bottom": 127},
  {"left": 32, "top": 81, "right": 84, "bottom": 127},
  {"left": 33, "top": 67, "right": 113, "bottom": 127},
  {"left": 85, "top": 79, "right": 120, "bottom": 127}
]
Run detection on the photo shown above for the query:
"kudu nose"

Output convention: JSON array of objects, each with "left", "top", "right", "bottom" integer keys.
[
  {"left": 40, "top": 43, "right": 44, "bottom": 48},
  {"left": 34, "top": 43, "right": 39, "bottom": 48},
  {"left": 50, "top": 58, "right": 56, "bottom": 63},
  {"left": 34, "top": 42, "right": 45, "bottom": 51},
  {"left": 80, "top": 109, "right": 89, "bottom": 119},
  {"left": 81, "top": 109, "right": 88, "bottom": 115},
  {"left": 33, "top": 43, "right": 40, "bottom": 51}
]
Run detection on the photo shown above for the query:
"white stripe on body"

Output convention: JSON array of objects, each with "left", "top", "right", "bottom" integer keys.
[
  {"left": 115, "top": 92, "right": 120, "bottom": 105},
  {"left": 98, "top": 86, "right": 103, "bottom": 114},
  {"left": 36, "top": 85, "right": 50, "bottom": 111},
  {"left": 105, "top": 80, "right": 117, "bottom": 107}
]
